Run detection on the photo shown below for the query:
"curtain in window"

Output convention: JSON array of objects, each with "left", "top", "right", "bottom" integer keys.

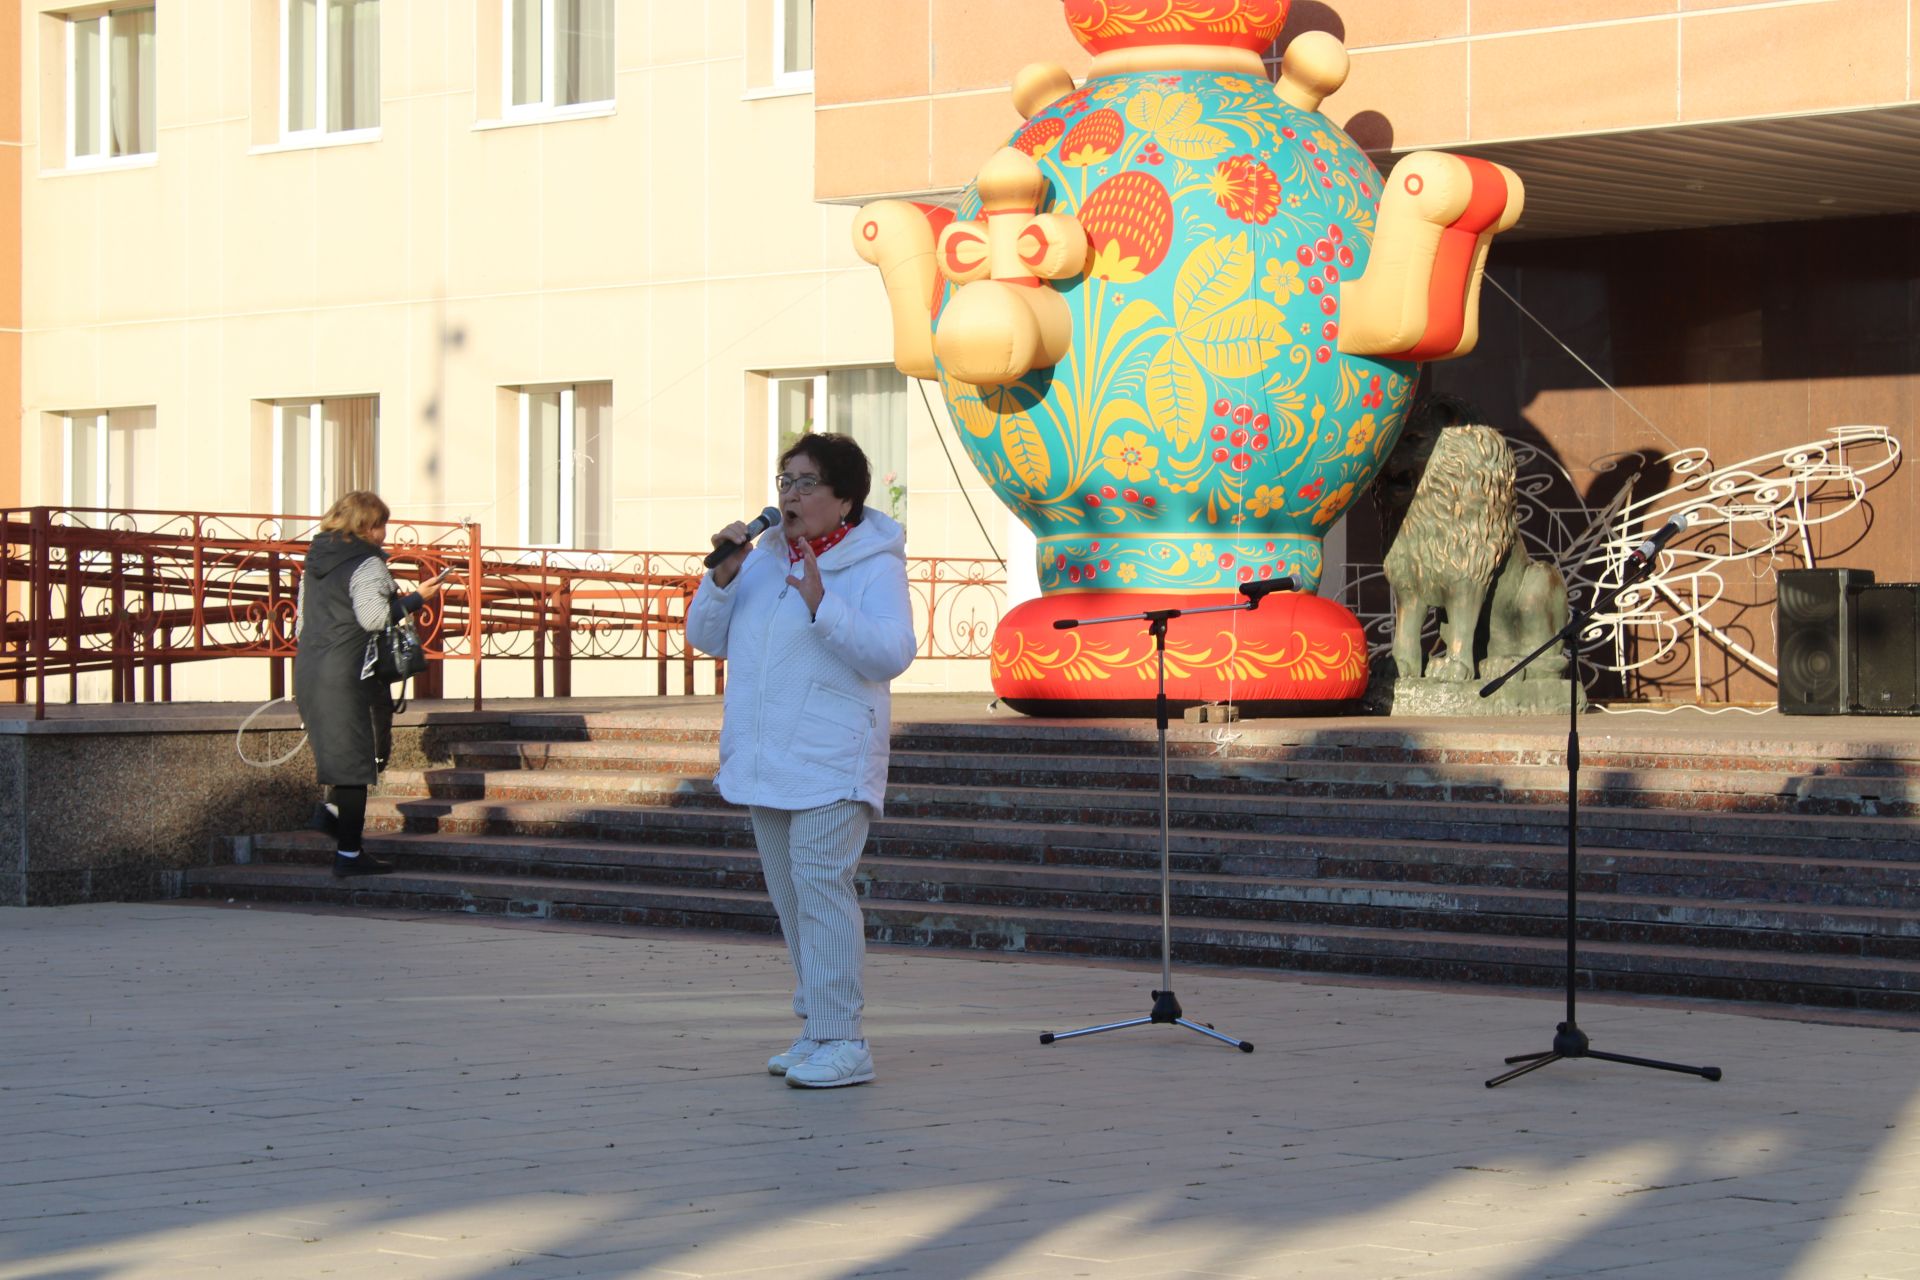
[
  {"left": 573, "top": 382, "right": 612, "bottom": 549},
  {"left": 525, "top": 391, "right": 563, "bottom": 544},
  {"left": 108, "top": 7, "right": 156, "bottom": 157},
  {"left": 324, "top": 397, "right": 379, "bottom": 502},
  {"left": 557, "top": 0, "right": 613, "bottom": 105},
  {"left": 287, "top": 0, "right": 316, "bottom": 131},
  {"left": 72, "top": 19, "right": 102, "bottom": 158},
  {"left": 827, "top": 368, "right": 909, "bottom": 526},
  {"left": 558, "top": 0, "right": 613, "bottom": 105},
  {"left": 106, "top": 406, "right": 156, "bottom": 509},
  {"left": 68, "top": 415, "right": 102, "bottom": 506},
  {"left": 774, "top": 378, "right": 815, "bottom": 463},
  {"left": 510, "top": 0, "right": 543, "bottom": 106},
  {"left": 328, "top": 0, "right": 380, "bottom": 131},
  {"left": 784, "top": 0, "right": 814, "bottom": 75},
  {"left": 279, "top": 405, "right": 314, "bottom": 515}
]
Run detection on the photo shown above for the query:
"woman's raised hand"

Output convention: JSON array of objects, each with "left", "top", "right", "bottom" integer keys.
[{"left": 419, "top": 567, "right": 455, "bottom": 600}]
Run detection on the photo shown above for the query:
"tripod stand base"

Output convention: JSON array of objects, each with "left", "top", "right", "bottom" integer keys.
[
  {"left": 1485, "top": 1021, "right": 1721, "bottom": 1088},
  {"left": 1040, "top": 989, "right": 1254, "bottom": 1053}
]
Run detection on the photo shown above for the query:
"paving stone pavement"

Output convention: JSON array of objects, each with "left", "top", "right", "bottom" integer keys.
[{"left": 2, "top": 903, "right": 1916, "bottom": 1280}]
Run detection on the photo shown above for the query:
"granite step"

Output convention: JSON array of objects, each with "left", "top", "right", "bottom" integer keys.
[
  {"left": 371, "top": 770, "right": 1920, "bottom": 860},
  {"left": 179, "top": 862, "right": 1920, "bottom": 1013},
  {"left": 238, "top": 830, "right": 1920, "bottom": 960},
  {"left": 448, "top": 738, "right": 1920, "bottom": 815},
  {"left": 189, "top": 712, "right": 1920, "bottom": 1014},
  {"left": 345, "top": 796, "right": 1920, "bottom": 909},
  {"left": 504, "top": 715, "right": 1920, "bottom": 780}
]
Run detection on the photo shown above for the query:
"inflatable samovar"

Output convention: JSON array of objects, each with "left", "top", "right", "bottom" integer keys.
[{"left": 855, "top": 0, "right": 1522, "bottom": 714}]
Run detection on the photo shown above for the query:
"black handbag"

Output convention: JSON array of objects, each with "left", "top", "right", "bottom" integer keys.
[{"left": 367, "top": 616, "right": 429, "bottom": 683}]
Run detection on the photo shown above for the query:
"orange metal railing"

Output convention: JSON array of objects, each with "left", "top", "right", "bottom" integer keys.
[{"left": 0, "top": 506, "right": 1005, "bottom": 719}]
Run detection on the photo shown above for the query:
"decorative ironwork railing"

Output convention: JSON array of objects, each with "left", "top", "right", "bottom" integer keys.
[
  {"left": 0, "top": 507, "right": 1006, "bottom": 718},
  {"left": 1336, "top": 424, "right": 1904, "bottom": 697}
]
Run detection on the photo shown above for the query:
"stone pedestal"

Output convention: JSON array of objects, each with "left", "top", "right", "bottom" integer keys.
[{"left": 1364, "top": 666, "right": 1585, "bottom": 716}]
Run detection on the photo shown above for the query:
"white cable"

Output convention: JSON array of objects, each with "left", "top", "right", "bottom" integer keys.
[
  {"left": 1486, "top": 277, "right": 1681, "bottom": 455},
  {"left": 1591, "top": 701, "right": 1771, "bottom": 717},
  {"left": 236, "top": 695, "right": 309, "bottom": 768}
]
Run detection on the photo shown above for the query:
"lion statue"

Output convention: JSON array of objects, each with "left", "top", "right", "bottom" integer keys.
[{"left": 1373, "top": 394, "right": 1568, "bottom": 684}]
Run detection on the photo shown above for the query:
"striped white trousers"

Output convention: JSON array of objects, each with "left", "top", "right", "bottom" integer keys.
[{"left": 749, "top": 800, "right": 872, "bottom": 1042}]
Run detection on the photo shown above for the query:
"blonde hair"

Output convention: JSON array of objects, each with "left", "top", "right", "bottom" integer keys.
[{"left": 318, "top": 490, "right": 391, "bottom": 540}]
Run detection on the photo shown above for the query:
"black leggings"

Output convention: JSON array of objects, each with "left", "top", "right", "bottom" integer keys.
[{"left": 330, "top": 784, "right": 368, "bottom": 854}]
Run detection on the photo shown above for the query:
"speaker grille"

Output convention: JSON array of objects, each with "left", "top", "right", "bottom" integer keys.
[
  {"left": 1776, "top": 568, "right": 1872, "bottom": 715},
  {"left": 1853, "top": 585, "right": 1920, "bottom": 714}
]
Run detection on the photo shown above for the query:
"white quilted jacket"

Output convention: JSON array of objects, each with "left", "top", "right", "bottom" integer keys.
[{"left": 684, "top": 511, "right": 915, "bottom": 815}]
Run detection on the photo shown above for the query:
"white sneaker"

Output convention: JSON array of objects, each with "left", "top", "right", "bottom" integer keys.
[
  {"left": 767, "top": 1037, "right": 822, "bottom": 1076},
  {"left": 784, "top": 1039, "right": 874, "bottom": 1089}
]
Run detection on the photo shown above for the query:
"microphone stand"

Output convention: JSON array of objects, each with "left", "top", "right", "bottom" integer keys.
[
  {"left": 1039, "top": 591, "right": 1270, "bottom": 1054},
  {"left": 1479, "top": 554, "right": 1721, "bottom": 1088}
]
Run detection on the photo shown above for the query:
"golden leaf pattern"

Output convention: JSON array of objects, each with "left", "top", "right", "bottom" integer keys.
[
  {"left": 1000, "top": 410, "right": 1052, "bottom": 492},
  {"left": 1124, "top": 90, "right": 1230, "bottom": 161},
  {"left": 1145, "top": 342, "right": 1208, "bottom": 450}
]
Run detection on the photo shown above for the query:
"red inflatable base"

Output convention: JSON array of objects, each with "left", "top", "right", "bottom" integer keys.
[{"left": 989, "top": 590, "right": 1370, "bottom": 716}]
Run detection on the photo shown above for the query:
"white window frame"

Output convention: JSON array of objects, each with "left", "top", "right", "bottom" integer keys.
[
  {"left": 772, "top": 0, "right": 814, "bottom": 93},
  {"left": 272, "top": 400, "right": 325, "bottom": 518},
  {"left": 278, "top": 0, "right": 382, "bottom": 145},
  {"left": 768, "top": 372, "right": 826, "bottom": 507},
  {"left": 270, "top": 397, "right": 379, "bottom": 525},
  {"left": 502, "top": 0, "right": 613, "bottom": 121},
  {"left": 519, "top": 385, "right": 577, "bottom": 548},
  {"left": 61, "top": 412, "right": 108, "bottom": 507},
  {"left": 65, "top": 6, "right": 156, "bottom": 169}
]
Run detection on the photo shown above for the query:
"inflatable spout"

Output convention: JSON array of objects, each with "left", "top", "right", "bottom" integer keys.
[
  {"left": 1338, "top": 152, "right": 1524, "bottom": 362},
  {"left": 852, "top": 201, "right": 956, "bottom": 380}
]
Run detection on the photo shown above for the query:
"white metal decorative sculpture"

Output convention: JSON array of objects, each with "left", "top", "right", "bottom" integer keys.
[{"left": 1343, "top": 424, "right": 1903, "bottom": 697}]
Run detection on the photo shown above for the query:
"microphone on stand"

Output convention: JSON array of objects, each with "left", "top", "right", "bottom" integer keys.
[
  {"left": 1621, "top": 512, "right": 1691, "bottom": 578},
  {"left": 703, "top": 505, "right": 784, "bottom": 569},
  {"left": 1238, "top": 574, "right": 1301, "bottom": 606}
]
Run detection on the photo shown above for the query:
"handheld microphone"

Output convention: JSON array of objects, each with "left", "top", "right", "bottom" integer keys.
[
  {"left": 704, "top": 505, "right": 783, "bottom": 569},
  {"left": 1623, "top": 512, "right": 1691, "bottom": 575},
  {"left": 1238, "top": 574, "right": 1301, "bottom": 605}
]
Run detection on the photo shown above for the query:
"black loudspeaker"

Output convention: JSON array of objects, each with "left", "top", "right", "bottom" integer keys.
[
  {"left": 1852, "top": 584, "right": 1920, "bottom": 714},
  {"left": 1776, "top": 568, "right": 1872, "bottom": 715}
]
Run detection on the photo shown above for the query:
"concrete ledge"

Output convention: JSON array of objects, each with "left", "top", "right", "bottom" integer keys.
[{"left": 0, "top": 708, "right": 510, "bottom": 907}]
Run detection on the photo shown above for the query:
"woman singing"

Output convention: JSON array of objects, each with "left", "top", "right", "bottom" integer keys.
[
  {"left": 294, "top": 491, "right": 448, "bottom": 878},
  {"left": 685, "top": 433, "right": 915, "bottom": 1088}
]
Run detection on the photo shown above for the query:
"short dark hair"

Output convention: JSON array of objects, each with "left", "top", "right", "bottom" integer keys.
[{"left": 779, "top": 432, "right": 872, "bottom": 524}]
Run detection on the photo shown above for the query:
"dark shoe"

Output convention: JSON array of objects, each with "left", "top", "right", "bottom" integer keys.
[
  {"left": 332, "top": 852, "right": 394, "bottom": 879},
  {"left": 309, "top": 803, "right": 339, "bottom": 838}
]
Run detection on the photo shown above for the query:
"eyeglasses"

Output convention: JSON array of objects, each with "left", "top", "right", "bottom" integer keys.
[{"left": 775, "top": 474, "right": 825, "bottom": 495}]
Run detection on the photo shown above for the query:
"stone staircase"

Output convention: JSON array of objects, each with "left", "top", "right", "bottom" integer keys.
[{"left": 182, "top": 714, "right": 1920, "bottom": 1014}]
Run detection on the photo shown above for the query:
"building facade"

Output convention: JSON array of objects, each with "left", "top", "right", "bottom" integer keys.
[
  {"left": 812, "top": 0, "right": 1920, "bottom": 703},
  {"left": 10, "top": 1, "right": 1919, "bottom": 706},
  {"left": 7, "top": 0, "right": 1010, "bottom": 701}
]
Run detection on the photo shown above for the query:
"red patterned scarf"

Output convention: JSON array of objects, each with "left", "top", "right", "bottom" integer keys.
[{"left": 788, "top": 520, "right": 852, "bottom": 564}]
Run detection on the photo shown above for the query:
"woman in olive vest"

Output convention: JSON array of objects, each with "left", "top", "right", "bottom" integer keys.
[{"left": 294, "top": 491, "right": 448, "bottom": 877}]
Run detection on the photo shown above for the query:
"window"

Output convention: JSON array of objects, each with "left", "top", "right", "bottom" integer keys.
[
  {"left": 67, "top": 6, "right": 156, "bottom": 165},
  {"left": 769, "top": 367, "right": 908, "bottom": 525},
  {"left": 505, "top": 0, "right": 613, "bottom": 115},
  {"left": 272, "top": 396, "right": 378, "bottom": 517},
  {"left": 517, "top": 382, "right": 611, "bottom": 548},
  {"left": 773, "top": 0, "right": 813, "bottom": 90},
  {"left": 63, "top": 407, "right": 156, "bottom": 509},
  {"left": 283, "top": 0, "right": 380, "bottom": 139}
]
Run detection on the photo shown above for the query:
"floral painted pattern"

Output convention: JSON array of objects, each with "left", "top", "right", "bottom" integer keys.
[
  {"left": 937, "top": 68, "right": 1414, "bottom": 597},
  {"left": 1062, "top": 0, "right": 1292, "bottom": 55},
  {"left": 1209, "top": 155, "right": 1281, "bottom": 223}
]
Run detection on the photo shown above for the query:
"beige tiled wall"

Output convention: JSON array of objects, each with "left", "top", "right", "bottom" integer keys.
[
  {"left": 815, "top": 0, "right": 1920, "bottom": 201},
  {"left": 16, "top": 0, "right": 1005, "bottom": 700},
  {"left": 0, "top": 0, "right": 19, "bottom": 514}
]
